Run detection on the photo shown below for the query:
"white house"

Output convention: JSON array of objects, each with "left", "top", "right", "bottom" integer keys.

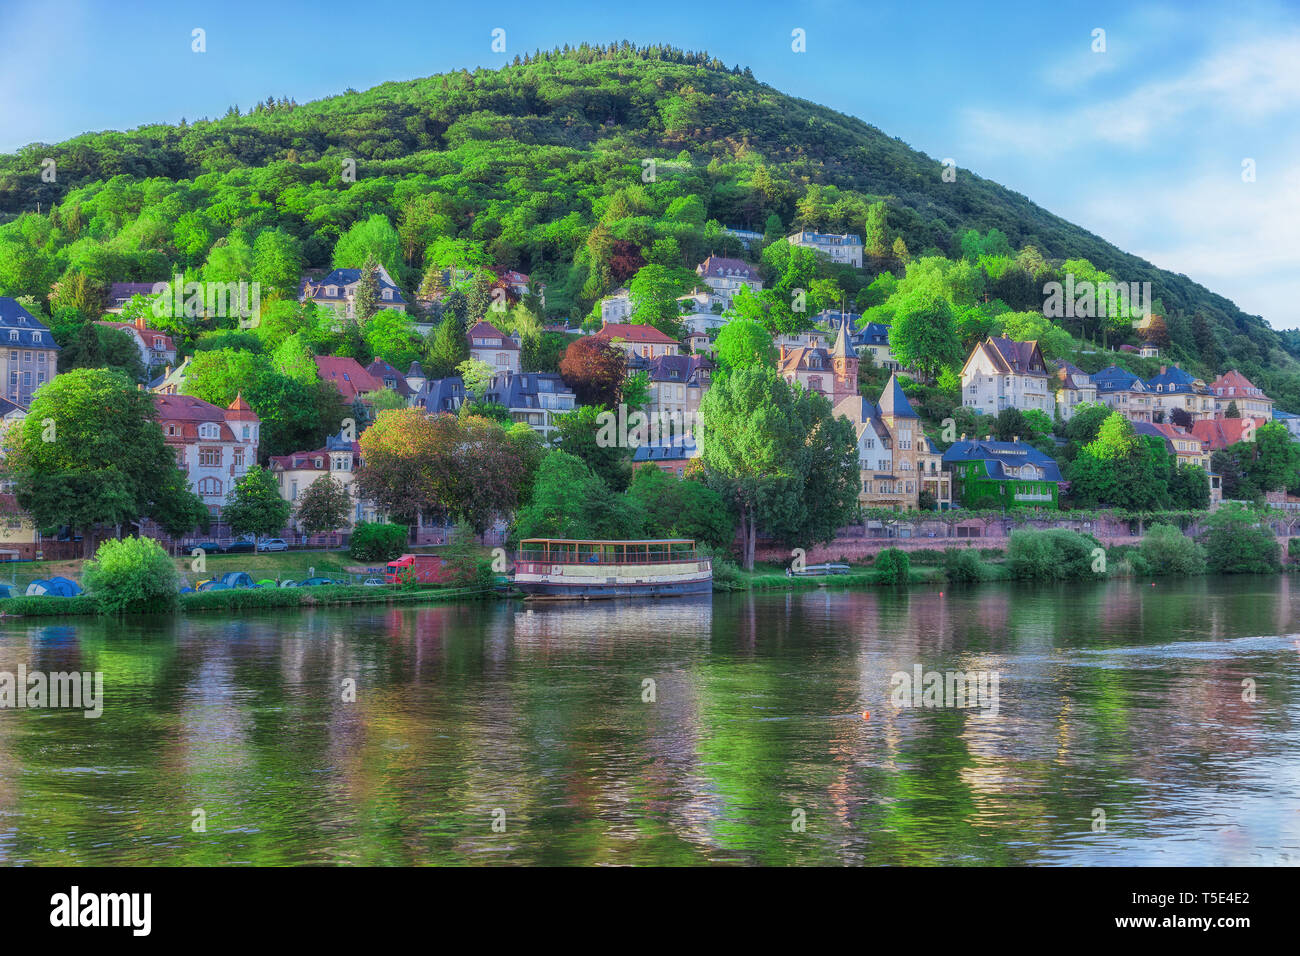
[
  {"left": 786, "top": 231, "right": 864, "bottom": 268},
  {"left": 961, "top": 337, "right": 1055, "bottom": 417}
]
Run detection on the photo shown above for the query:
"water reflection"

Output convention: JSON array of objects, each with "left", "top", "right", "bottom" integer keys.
[{"left": 0, "top": 576, "right": 1298, "bottom": 865}]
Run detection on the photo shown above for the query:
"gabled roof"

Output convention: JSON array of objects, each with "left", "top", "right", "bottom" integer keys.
[
  {"left": 1144, "top": 364, "right": 1204, "bottom": 393},
  {"left": 414, "top": 377, "right": 467, "bottom": 413},
  {"left": 269, "top": 436, "right": 362, "bottom": 473},
  {"left": 96, "top": 320, "right": 176, "bottom": 353},
  {"left": 366, "top": 359, "right": 412, "bottom": 396},
  {"left": 466, "top": 320, "right": 520, "bottom": 350},
  {"left": 695, "top": 256, "right": 760, "bottom": 281},
  {"left": 646, "top": 353, "right": 711, "bottom": 386},
  {"left": 483, "top": 371, "right": 574, "bottom": 409},
  {"left": 941, "top": 439, "right": 1063, "bottom": 482},
  {"left": 1091, "top": 365, "right": 1142, "bottom": 392},
  {"left": 975, "top": 337, "right": 1048, "bottom": 376},
  {"left": 1190, "top": 417, "right": 1269, "bottom": 451},
  {"left": 877, "top": 373, "right": 917, "bottom": 419},
  {"left": 107, "top": 282, "right": 162, "bottom": 305},
  {"left": 313, "top": 356, "right": 383, "bottom": 401},
  {"left": 299, "top": 267, "right": 406, "bottom": 305},
  {"left": 1210, "top": 370, "right": 1268, "bottom": 398},
  {"left": 0, "top": 297, "right": 60, "bottom": 350},
  {"left": 595, "top": 322, "right": 680, "bottom": 346}
]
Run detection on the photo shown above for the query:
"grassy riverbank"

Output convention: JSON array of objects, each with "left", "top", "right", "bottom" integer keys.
[{"left": 0, "top": 582, "right": 501, "bottom": 618}]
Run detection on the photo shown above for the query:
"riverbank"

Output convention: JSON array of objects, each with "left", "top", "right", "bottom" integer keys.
[{"left": 0, "top": 582, "right": 500, "bottom": 618}]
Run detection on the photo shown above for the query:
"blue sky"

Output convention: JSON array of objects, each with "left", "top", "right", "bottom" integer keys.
[{"left": 2, "top": 0, "right": 1297, "bottom": 327}]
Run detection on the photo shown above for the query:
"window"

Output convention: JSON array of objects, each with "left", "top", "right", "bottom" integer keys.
[
  {"left": 233, "top": 448, "right": 244, "bottom": 467},
  {"left": 154, "top": 337, "right": 164, "bottom": 348},
  {"left": 242, "top": 425, "right": 250, "bottom": 440},
  {"left": 32, "top": 332, "right": 41, "bottom": 344},
  {"left": 197, "top": 477, "right": 222, "bottom": 496},
  {"left": 199, "top": 423, "right": 219, "bottom": 440},
  {"left": 199, "top": 447, "right": 221, "bottom": 467},
  {"left": 8, "top": 331, "right": 16, "bottom": 342},
  {"left": 37, "top": 352, "right": 45, "bottom": 363},
  {"left": 167, "top": 425, "right": 177, "bottom": 436}
]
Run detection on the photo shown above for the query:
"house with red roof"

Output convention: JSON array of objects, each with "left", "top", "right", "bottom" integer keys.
[
  {"left": 1211, "top": 370, "right": 1274, "bottom": 420},
  {"left": 695, "top": 256, "right": 763, "bottom": 309},
  {"left": 1189, "top": 416, "right": 1270, "bottom": 452},
  {"left": 594, "top": 321, "right": 680, "bottom": 360},
  {"left": 95, "top": 314, "right": 177, "bottom": 369},
  {"left": 466, "top": 320, "right": 520, "bottom": 373},
  {"left": 314, "top": 356, "right": 383, "bottom": 402},
  {"left": 154, "top": 392, "right": 260, "bottom": 517},
  {"left": 269, "top": 431, "right": 380, "bottom": 531},
  {"left": 960, "top": 337, "right": 1055, "bottom": 417}
]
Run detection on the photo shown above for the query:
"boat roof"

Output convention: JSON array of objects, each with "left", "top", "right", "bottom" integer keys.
[{"left": 518, "top": 538, "right": 696, "bottom": 545}]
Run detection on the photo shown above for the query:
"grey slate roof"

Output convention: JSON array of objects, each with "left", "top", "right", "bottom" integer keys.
[
  {"left": 414, "top": 377, "right": 467, "bottom": 413},
  {"left": 941, "top": 439, "right": 1064, "bottom": 482},
  {"left": 0, "top": 297, "right": 60, "bottom": 350}
]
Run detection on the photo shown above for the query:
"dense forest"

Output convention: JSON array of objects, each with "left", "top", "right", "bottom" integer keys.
[{"left": 0, "top": 42, "right": 1294, "bottom": 401}]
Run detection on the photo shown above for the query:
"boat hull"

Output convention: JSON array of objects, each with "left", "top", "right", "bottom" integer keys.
[{"left": 516, "top": 576, "right": 713, "bottom": 600}]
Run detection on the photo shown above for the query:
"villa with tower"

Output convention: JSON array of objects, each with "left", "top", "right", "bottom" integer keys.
[{"left": 780, "top": 317, "right": 949, "bottom": 511}]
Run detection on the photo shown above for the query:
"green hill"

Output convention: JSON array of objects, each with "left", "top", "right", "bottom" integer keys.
[{"left": 1, "top": 42, "right": 1294, "bottom": 402}]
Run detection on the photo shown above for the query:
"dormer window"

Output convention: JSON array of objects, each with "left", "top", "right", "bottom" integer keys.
[
  {"left": 8, "top": 331, "right": 16, "bottom": 342},
  {"left": 327, "top": 286, "right": 337, "bottom": 296},
  {"left": 314, "top": 457, "right": 323, "bottom": 468},
  {"left": 32, "top": 332, "right": 40, "bottom": 343}
]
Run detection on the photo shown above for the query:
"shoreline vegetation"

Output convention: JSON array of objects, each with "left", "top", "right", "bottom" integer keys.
[{"left": 1, "top": 509, "right": 1289, "bottom": 617}]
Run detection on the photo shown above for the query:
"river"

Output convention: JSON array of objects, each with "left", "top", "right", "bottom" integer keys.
[{"left": 1, "top": 576, "right": 1298, "bottom": 865}]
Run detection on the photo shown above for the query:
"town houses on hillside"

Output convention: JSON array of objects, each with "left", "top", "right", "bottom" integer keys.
[
  {"left": 483, "top": 371, "right": 576, "bottom": 439},
  {"left": 960, "top": 337, "right": 1055, "bottom": 417},
  {"left": 1145, "top": 365, "right": 1215, "bottom": 422},
  {"left": 95, "top": 314, "right": 178, "bottom": 369},
  {"left": 0, "top": 296, "right": 59, "bottom": 408},
  {"left": 786, "top": 231, "right": 864, "bottom": 267},
  {"left": 836, "top": 374, "right": 950, "bottom": 512},
  {"left": 467, "top": 320, "right": 521, "bottom": 373},
  {"left": 943, "top": 438, "right": 1064, "bottom": 510},
  {"left": 270, "top": 431, "right": 380, "bottom": 532},
  {"left": 1211, "top": 370, "right": 1273, "bottom": 419},
  {"left": 1052, "top": 361, "right": 1098, "bottom": 421},
  {"left": 695, "top": 255, "right": 763, "bottom": 309},
  {"left": 595, "top": 321, "right": 681, "bottom": 359},
  {"left": 154, "top": 392, "right": 260, "bottom": 520},
  {"left": 1092, "top": 365, "right": 1154, "bottom": 423},
  {"left": 778, "top": 316, "right": 858, "bottom": 403},
  {"left": 299, "top": 266, "right": 407, "bottom": 318}
]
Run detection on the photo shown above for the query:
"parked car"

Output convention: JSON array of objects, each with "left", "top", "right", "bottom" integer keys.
[
  {"left": 192, "top": 542, "right": 223, "bottom": 554},
  {"left": 362, "top": 577, "right": 386, "bottom": 587},
  {"left": 257, "top": 538, "right": 288, "bottom": 552},
  {"left": 223, "top": 540, "right": 256, "bottom": 554}
]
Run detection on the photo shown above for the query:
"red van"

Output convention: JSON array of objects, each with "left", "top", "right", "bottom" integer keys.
[{"left": 384, "top": 553, "right": 452, "bottom": 585}]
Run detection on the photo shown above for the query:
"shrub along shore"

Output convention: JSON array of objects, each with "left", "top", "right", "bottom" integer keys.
[{"left": 0, "top": 507, "right": 1287, "bottom": 616}]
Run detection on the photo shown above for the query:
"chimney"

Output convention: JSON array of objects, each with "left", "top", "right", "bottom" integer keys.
[
  {"left": 1013, "top": 434, "right": 1020, "bottom": 443},
  {"left": 135, "top": 314, "right": 146, "bottom": 330},
  {"left": 960, "top": 433, "right": 967, "bottom": 441},
  {"left": 1160, "top": 365, "right": 1167, "bottom": 375},
  {"left": 779, "top": 344, "right": 788, "bottom": 362}
]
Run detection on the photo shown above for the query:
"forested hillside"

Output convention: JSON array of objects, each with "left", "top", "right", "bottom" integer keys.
[{"left": 0, "top": 43, "right": 1293, "bottom": 400}]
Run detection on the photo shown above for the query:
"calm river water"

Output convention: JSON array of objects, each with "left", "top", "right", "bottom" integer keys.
[{"left": 2, "top": 576, "right": 1298, "bottom": 866}]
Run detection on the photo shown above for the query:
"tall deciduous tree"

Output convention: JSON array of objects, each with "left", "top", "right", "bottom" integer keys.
[
  {"left": 559, "top": 335, "right": 626, "bottom": 407},
  {"left": 699, "top": 365, "right": 858, "bottom": 569},
  {"left": 295, "top": 474, "right": 353, "bottom": 535},
  {"left": 7, "top": 368, "right": 205, "bottom": 556},
  {"left": 222, "top": 465, "right": 291, "bottom": 539}
]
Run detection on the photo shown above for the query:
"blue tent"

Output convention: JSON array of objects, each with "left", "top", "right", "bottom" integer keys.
[
  {"left": 219, "top": 572, "right": 258, "bottom": 589},
  {"left": 26, "top": 577, "right": 81, "bottom": 597}
]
